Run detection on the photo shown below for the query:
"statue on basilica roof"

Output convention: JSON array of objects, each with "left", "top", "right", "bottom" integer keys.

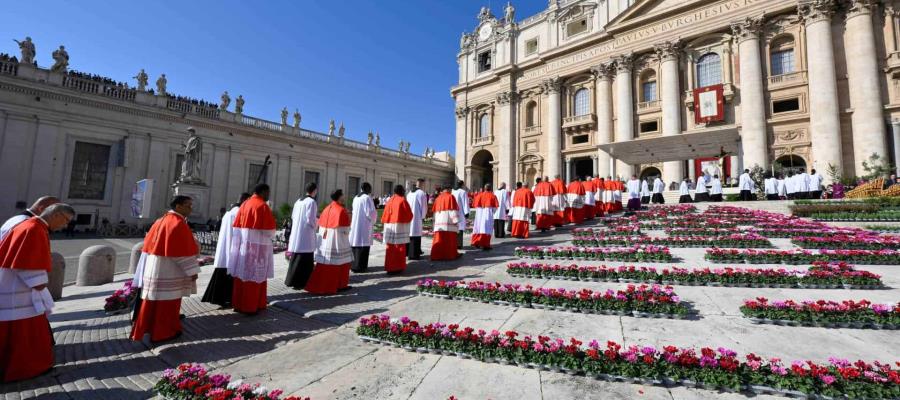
[{"left": 504, "top": 2, "right": 515, "bottom": 25}]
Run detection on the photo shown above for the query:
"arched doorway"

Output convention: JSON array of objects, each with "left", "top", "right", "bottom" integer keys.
[
  {"left": 640, "top": 167, "right": 662, "bottom": 181},
  {"left": 470, "top": 150, "right": 494, "bottom": 189},
  {"left": 775, "top": 155, "right": 806, "bottom": 175}
]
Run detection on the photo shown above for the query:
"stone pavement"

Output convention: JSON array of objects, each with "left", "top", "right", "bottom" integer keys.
[{"left": 2, "top": 202, "right": 899, "bottom": 399}]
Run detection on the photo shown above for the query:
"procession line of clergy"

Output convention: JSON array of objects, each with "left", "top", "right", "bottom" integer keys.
[
  {"left": 470, "top": 184, "right": 499, "bottom": 250},
  {"left": 0, "top": 202, "right": 74, "bottom": 382},
  {"left": 509, "top": 182, "right": 535, "bottom": 238},
  {"left": 431, "top": 186, "right": 461, "bottom": 260}
]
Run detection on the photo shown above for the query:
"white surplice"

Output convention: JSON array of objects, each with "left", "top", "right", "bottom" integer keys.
[
  {"left": 406, "top": 189, "right": 427, "bottom": 236},
  {"left": 710, "top": 178, "right": 723, "bottom": 195},
  {"left": 288, "top": 197, "right": 318, "bottom": 254},
  {"left": 349, "top": 193, "right": 377, "bottom": 247},
  {"left": 652, "top": 178, "right": 665, "bottom": 194},
  {"left": 472, "top": 205, "right": 495, "bottom": 235},
  {"left": 640, "top": 180, "right": 650, "bottom": 197},
  {"left": 626, "top": 179, "right": 641, "bottom": 199},
  {"left": 493, "top": 189, "right": 510, "bottom": 220},
  {"left": 695, "top": 176, "right": 708, "bottom": 194},
  {"left": 0, "top": 214, "right": 29, "bottom": 242},
  {"left": 213, "top": 206, "right": 239, "bottom": 269},
  {"left": 451, "top": 188, "right": 469, "bottom": 231},
  {"left": 739, "top": 173, "right": 753, "bottom": 190}
]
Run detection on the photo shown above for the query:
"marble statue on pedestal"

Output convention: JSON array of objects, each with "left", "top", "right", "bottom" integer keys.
[
  {"left": 281, "top": 107, "right": 289, "bottom": 125},
  {"left": 505, "top": 2, "right": 515, "bottom": 24},
  {"left": 293, "top": 109, "right": 301, "bottom": 128},
  {"left": 375, "top": 132, "right": 380, "bottom": 146},
  {"left": 14, "top": 37, "right": 35, "bottom": 65},
  {"left": 328, "top": 120, "right": 336, "bottom": 136},
  {"left": 134, "top": 69, "right": 148, "bottom": 91},
  {"left": 399, "top": 139, "right": 405, "bottom": 152},
  {"left": 50, "top": 45, "right": 68, "bottom": 72},
  {"left": 235, "top": 95, "right": 244, "bottom": 114},
  {"left": 180, "top": 127, "right": 203, "bottom": 184},
  {"left": 405, "top": 142, "right": 411, "bottom": 153},
  {"left": 367, "top": 131, "right": 374, "bottom": 145},
  {"left": 220, "top": 91, "right": 230, "bottom": 110},
  {"left": 156, "top": 74, "right": 167, "bottom": 95},
  {"left": 338, "top": 122, "right": 345, "bottom": 138}
]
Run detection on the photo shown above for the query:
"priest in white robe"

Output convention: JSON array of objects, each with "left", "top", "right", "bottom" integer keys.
[
  {"left": 285, "top": 183, "right": 318, "bottom": 289},
  {"left": 0, "top": 196, "right": 58, "bottom": 242},
  {"left": 679, "top": 178, "right": 693, "bottom": 203},
  {"left": 492, "top": 183, "right": 510, "bottom": 239},
  {"left": 738, "top": 169, "right": 753, "bottom": 201},
  {"left": 202, "top": 192, "right": 250, "bottom": 306},
  {"left": 710, "top": 175, "right": 724, "bottom": 202},
  {"left": 640, "top": 178, "right": 651, "bottom": 204},
  {"left": 625, "top": 175, "right": 642, "bottom": 211},
  {"left": 764, "top": 174, "right": 779, "bottom": 201},
  {"left": 652, "top": 177, "right": 665, "bottom": 204},
  {"left": 349, "top": 182, "right": 377, "bottom": 273},
  {"left": 451, "top": 181, "right": 469, "bottom": 249},
  {"left": 405, "top": 179, "right": 427, "bottom": 260},
  {"left": 694, "top": 174, "right": 710, "bottom": 202}
]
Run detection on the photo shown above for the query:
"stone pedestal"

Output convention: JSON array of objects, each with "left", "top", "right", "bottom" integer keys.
[
  {"left": 129, "top": 241, "right": 144, "bottom": 274},
  {"left": 135, "top": 91, "right": 156, "bottom": 106},
  {"left": 76, "top": 245, "right": 116, "bottom": 286},
  {"left": 15, "top": 63, "right": 37, "bottom": 80},
  {"left": 155, "top": 95, "right": 168, "bottom": 107},
  {"left": 47, "top": 71, "right": 64, "bottom": 86},
  {"left": 49, "top": 252, "right": 65, "bottom": 300},
  {"left": 172, "top": 182, "right": 210, "bottom": 223}
]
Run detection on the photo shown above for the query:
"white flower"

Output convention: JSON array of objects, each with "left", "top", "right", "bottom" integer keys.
[
  {"left": 227, "top": 379, "right": 243, "bottom": 390},
  {"left": 253, "top": 386, "right": 269, "bottom": 395}
]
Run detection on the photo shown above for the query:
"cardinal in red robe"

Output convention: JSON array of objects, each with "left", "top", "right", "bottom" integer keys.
[
  {"left": 307, "top": 190, "right": 353, "bottom": 294},
  {"left": 430, "top": 186, "right": 460, "bottom": 261},
  {"left": 381, "top": 185, "right": 413, "bottom": 274},
  {"left": 510, "top": 183, "right": 535, "bottom": 238},
  {"left": 470, "top": 186, "right": 498, "bottom": 250},
  {"left": 0, "top": 204, "right": 74, "bottom": 381},
  {"left": 550, "top": 176, "right": 567, "bottom": 226},
  {"left": 582, "top": 178, "right": 595, "bottom": 220},
  {"left": 228, "top": 185, "right": 276, "bottom": 314},
  {"left": 533, "top": 178, "right": 556, "bottom": 231},
  {"left": 131, "top": 197, "right": 200, "bottom": 343},
  {"left": 565, "top": 180, "right": 586, "bottom": 224},
  {"left": 591, "top": 177, "right": 605, "bottom": 218}
]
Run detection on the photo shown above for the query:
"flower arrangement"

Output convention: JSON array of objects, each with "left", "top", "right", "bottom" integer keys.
[
  {"left": 704, "top": 248, "right": 900, "bottom": 265},
  {"left": 416, "top": 279, "right": 691, "bottom": 318},
  {"left": 154, "top": 363, "right": 309, "bottom": 400},
  {"left": 514, "top": 245, "right": 673, "bottom": 263},
  {"left": 741, "top": 298, "right": 900, "bottom": 329},
  {"left": 104, "top": 280, "right": 137, "bottom": 314},
  {"left": 632, "top": 204, "right": 696, "bottom": 221},
  {"left": 572, "top": 233, "right": 772, "bottom": 249},
  {"left": 791, "top": 235, "right": 900, "bottom": 250},
  {"left": 357, "top": 315, "right": 900, "bottom": 398},
  {"left": 505, "top": 262, "right": 884, "bottom": 289},
  {"left": 573, "top": 225, "right": 642, "bottom": 237}
]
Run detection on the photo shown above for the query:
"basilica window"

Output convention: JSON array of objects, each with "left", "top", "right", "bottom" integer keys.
[
  {"left": 525, "top": 101, "right": 538, "bottom": 127},
  {"left": 247, "top": 163, "right": 268, "bottom": 192},
  {"left": 696, "top": 53, "right": 722, "bottom": 88},
  {"left": 68, "top": 141, "right": 111, "bottom": 200},
  {"left": 304, "top": 171, "right": 320, "bottom": 190},
  {"left": 347, "top": 176, "right": 361, "bottom": 196},
  {"left": 573, "top": 89, "right": 590, "bottom": 116},
  {"left": 525, "top": 39, "right": 538, "bottom": 55},
  {"left": 478, "top": 51, "right": 492, "bottom": 73},
  {"left": 479, "top": 113, "right": 491, "bottom": 137},
  {"left": 566, "top": 18, "right": 588, "bottom": 37},
  {"left": 770, "top": 36, "right": 795, "bottom": 76},
  {"left": 640, "top": 70, "right": 658, "bottom": 102}
]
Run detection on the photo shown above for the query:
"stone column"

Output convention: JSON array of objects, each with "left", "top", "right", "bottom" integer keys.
[
  {"left": 592, "top": 63, "right": 615, "bottom": 179},
  {"left": 799, "top": 0, "right": 843, "bottom": 177},
  {"left": 655, "top": 41, "right": 684, "bottom": 183},
  {"left": 614, "top": 54, "right": 635, "bottom": 178},
  {"left": 731, "top": 16, "right": 769, "bottom": 171},
  {"left": 454, "top": 106, "right": 469, "bottom": 182},
  {"left": 543, "top": 77, "right": 563, "bottom": 178},
  {"left": 592, "top": 155, "right": 599, "bottom": 177},
  {"left": 688, "top": 159, "right": 696, "bottom": 179},
  {"left": 496, "top": 91, "right": 518, "bottom": 187},
  {"left": 844, "top": 0, "right": 889, "bottom": 176},
  {"left": 892, "top": 121, "right": 900, "bottom": 175},
  {"left": 565, "top": 159, "right": 572, "bottom": 181}
]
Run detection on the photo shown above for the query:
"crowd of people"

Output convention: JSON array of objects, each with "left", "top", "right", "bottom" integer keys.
[
  {"left": 168, "top": 95, "right": 219, "bottom": 109},
  {"left": 65, "top": 69, "right": 128, "bottom": 87}
]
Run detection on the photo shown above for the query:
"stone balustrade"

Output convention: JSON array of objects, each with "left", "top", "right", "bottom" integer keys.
[
  {"left": 767, "top": 71, "right": 807, "bottom": 88},
  {"left": 0, "top": 59, "right": 17, "bottom": 76},
  {"left": 472, "top": 135, "right": 493, "bottom": 145}
]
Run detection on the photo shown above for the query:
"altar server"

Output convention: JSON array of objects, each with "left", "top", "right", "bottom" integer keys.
[
  {"left": 202, "top": 192, "right": 249, "bottom": 306},
  {"left": 739, "top": 169, "right": 754, "bottom": 201},
  {"left": 285, "top": 183, "right": 318, "bottom": 289},
  {"left": 709, "top": 175, "right": 724, "bottom": 202},
  {"left": 228, "top": 184, "right": 276, "bottom": 314},
  {"left": 406, "top": 179, "right": 427, "bottom": 260},
  {"left": 695, "top": 174, "right": 710, "bottom": 202},
  {"left": 0, "top": 203, "right": 73, "bottom": 381},
  {"left": 131, "top": 197, "right": 199, "bottom": 342},
  {"left": 809, "top": 169, "right": 823, "bottom": 199},
  {"left": 349, "top": 182, "right": 376, "bottom": 273},
  {"left": 382, "top": 185, "right": 413, "bottom": 273},
  {"left": 471, "top": 184, "right": 498, "bottom": 250},
  {"left": 679, "top": 178, "right": 693, "bottom": 203},
  {"left": 492, "top": 183, "right": 510, "bottom": 239},
  {"left": 764, "top": 173, "right": 779, "bottom": 201},
  {"left": 652, "top": 177, "right": 666, "bottom": 204},
  {"left": 307, "top": 190, "right": 353, "bottom": 294},
  {"left": 625, "top": 175, "right": 642, "bottom": 211},
  {"left": 431, "top": 186, "right": 460, "bottom": 260},
  {"left": 640, "top": 178, "right": 651, "bottom": 204}
]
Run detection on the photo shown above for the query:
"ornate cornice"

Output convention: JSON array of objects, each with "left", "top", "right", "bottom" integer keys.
[
  {"left": 798, "top": 0, "right": 836, "bottom": 25},
  {"left": 653, "top": 41, "right": 682, "bottom": 62},
  {"left": 613, "top": 54, "right": 635, "bottom": 74},
  {"left": 541, "top": 77, "right": 562, "bottom": 94},
  {"left": 590, "top": 63, "right": 616, "bottom": 81},
  {"left": 845, "top": 0, "right": 878, "bottom": 19},
  {"left": 730, "top": 16, "right": 765, "bottom": 43},
  {"left": 455, "top": 106, "right": 470, "bottom": 119}
]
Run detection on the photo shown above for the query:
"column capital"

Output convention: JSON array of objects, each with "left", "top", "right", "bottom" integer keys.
[
  {"left": 845, "top": 0, "right": 878, "bottom": 19},
  {"left": 653, "top": 40, "right": 683, "bottom": 62},
  {"left": 455, "top": 106, "right": 470, "bottom": 119},
  {"left": 495, "top": 91, "right": 519, "bottom": 105},
  {"left": 730, "top": 16, "right": 765, "bottom": 43},
  {"left": 613, "top": 53, "right": 635, "bottom": 74},
  {"left": 541, "top": 76, "right": 562, "bottom": 94},
  {"left": 590, "top": 62, "right": 616, "bottom": 81},
  {"left": 798, "top": 0, "right": 836, "bottom": 25}
]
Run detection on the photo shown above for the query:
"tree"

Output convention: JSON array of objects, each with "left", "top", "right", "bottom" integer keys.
[
  {"left": 748, "top": 164, "right": 766, "bottom": 200},
  {"left": 861, "top": 153, "right": 894, "bottom": 181}
]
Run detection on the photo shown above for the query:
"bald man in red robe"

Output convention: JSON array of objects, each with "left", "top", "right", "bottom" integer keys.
[
  {"left": 430, "top": 186, "right": 460, "bottom": 261},
  {"left": 0, "top": 203, "right": 74, "bottom": 381}
]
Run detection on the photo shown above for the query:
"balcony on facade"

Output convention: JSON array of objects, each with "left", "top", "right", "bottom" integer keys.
[
  {"left": 636, "top": 100, "right": 661, "bottom": 114},
  {"left": 767, "top": 70, "right": 807, "bottom": 89},
  {"left": 562, "top": 113, "right": 596, "bottom": 133},
  {"left": 472, "top": 135, "right": 493, "bottom": 146}
]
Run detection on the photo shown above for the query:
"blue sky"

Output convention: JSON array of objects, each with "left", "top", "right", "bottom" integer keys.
[{"left": 1, "top": 0, "right": 546, "bottom": 155}]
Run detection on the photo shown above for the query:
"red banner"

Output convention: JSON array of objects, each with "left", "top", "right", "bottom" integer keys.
[{"left": 693, "top": 84, "right": 725, "bottom": 124}]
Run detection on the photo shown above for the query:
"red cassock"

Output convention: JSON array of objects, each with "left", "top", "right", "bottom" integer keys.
[
  {"left": 510, "top": 188, "right": 535, "bottom": 238},
  {"left": 0, "top": 218, "right": 53, "bottom": 382},
  {"left": 470, "top": 191, "right": 498, "bottom": 249},
  {"left": 533, "top": 182, "right": 556, "bottom": 230},
  {"left": 381, "top": 195, "right": 413, "bottom": 273},
  {"left": 430, "top": 193, "right": 459, "bottom": 261},
  {"left": 231, "top": 195, "right": 276, "bottom": 313},
  {"left": 565, "top": 181, "right": 586, "bottom": 224},
  {"left": 615, "top": 181, "right": 625, "bottom": 211},
  {"left": 131, "top": 212, "right": 199, "bottom": 342},
  {"left": 307, "top": 201, "right": 352, "bottom": 294},
  {"left": 604, "top": 180, "right": 616, "bottom": 212},
  {"left": 592, "top": 178, "right": 605, "bottom": 217},
  {"left": 550, "top": 179, "right": 567, "bottom": 226},
  {"left": 581, "top": 180, "right": 594, "bottom": 220}
]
